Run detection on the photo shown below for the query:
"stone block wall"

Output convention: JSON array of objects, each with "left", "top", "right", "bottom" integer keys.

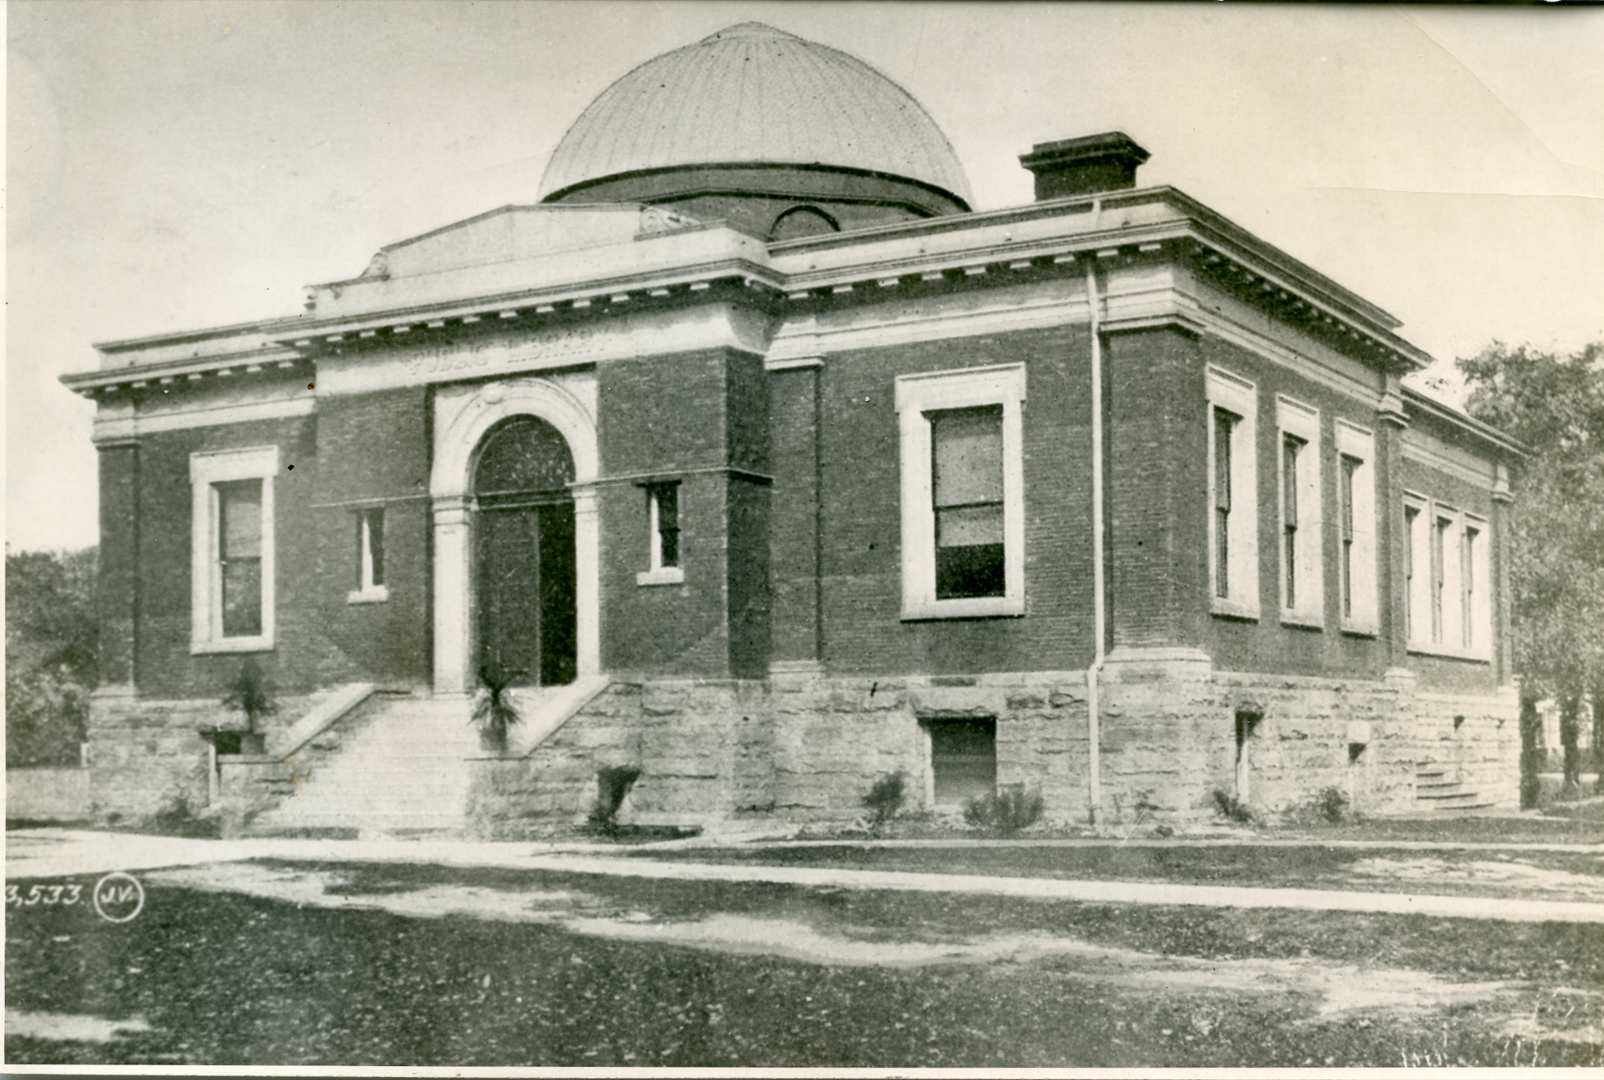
[
  {"left": 465, "top": 660, "right": 1517, "bottom": 835},
  {"left": 1096, "top": 664, "right": 1411, "bottom": 821},
  {"left": 465, "top": 671, "right": 1094, "bottom": 836},
  {"left": 1413, "top": 688, "right": 1521, "bottom": 808},
  {"left": 86, "top": 687, "right": 327, "bottom": 821},
  {"left": 7, "top": 768, "right": 92, "bottom": 822}
]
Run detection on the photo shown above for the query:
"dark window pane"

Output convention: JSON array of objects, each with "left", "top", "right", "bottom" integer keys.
[
  {"left": 655, "top": 483, "right": 679, "bottom": 568},
  {"left": 367, "top": 509, "right": 385, "bottom": 587},
  {"left": 927, "top": 718, "right": 997, "bottom": 806}
]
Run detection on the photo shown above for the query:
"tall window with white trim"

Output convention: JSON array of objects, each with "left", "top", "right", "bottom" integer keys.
[
  {"left": 1335, "top": 421, "right": 1377, "bottom": 633},
  {"left": 896, "top": 364, "right": 1025, "bottom": 619},
  {"left": 1206, "top": 367, "right": 1258, "bottom": 619},
  {"left": 1404, "top": 492, "right": 1490, "bottom": 659},
  {"left": 191, "top": 446, "right": 278, "bottom": 653},
  {"left": 1276, "top": 396, "right": 1322, "bottom": 625}
]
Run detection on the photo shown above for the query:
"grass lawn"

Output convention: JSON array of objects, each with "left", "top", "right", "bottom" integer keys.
[
  {"left": 6, "top": 860, "right": 1600, "bottom": 1068},
  {"left": 615, "top": 839, "right": 1604, "bottom": 902}
]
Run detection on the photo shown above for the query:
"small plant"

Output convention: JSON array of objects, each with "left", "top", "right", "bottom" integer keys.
[
  {"left": 1211, "top": 787, "right": 1255, "bottom": 824},
  {"left": 221, "top": 657, "right": 277, "bottom": 753},
  {"left": 861, "top": 771, "right": 908, "bottom": 831},
  {"left": 588, "top": 766, "right": 642, "bottom": 833},
  {"left": 149, "top": 790, "right": 221, "bottom": 839},
  {"left": 964, "top": 785, "right": 1043, "bottom": 835},
  {"left": 1313, "top": 785, "right": 1350, "bottom": 824},
  {"left": 471, "top": 665, "right": 523, "bottom": 752}
]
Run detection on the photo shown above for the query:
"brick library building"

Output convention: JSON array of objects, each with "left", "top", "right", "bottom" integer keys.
[{"left": 64, "top": 23, "right": 1523, "bottom": 835}]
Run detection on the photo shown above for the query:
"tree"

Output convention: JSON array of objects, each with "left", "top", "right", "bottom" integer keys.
[
  {"left": 1458, "top": 342, "right": 1604, "bottom": 802},
  {"left": 6, "top": 546, "right": 99, "bottom": 768}
]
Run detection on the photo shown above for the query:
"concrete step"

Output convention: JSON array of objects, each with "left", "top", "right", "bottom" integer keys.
[
  {"left": 249, "top": 695, "right": 476, "bottom": 835},
  {"left": 1416, "top": 788, "right": 1482, "bottom": 801}
]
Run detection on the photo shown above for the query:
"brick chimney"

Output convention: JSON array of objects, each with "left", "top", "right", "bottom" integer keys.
[{"left": 1019, "top": 132, "right": 1150, "bottom": 201}]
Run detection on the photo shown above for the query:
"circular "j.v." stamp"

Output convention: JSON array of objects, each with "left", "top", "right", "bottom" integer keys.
[{"left": 92, "top": 872, "right": 145, "bottom": 923}]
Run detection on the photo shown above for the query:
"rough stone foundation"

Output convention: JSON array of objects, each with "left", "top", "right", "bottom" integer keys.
[
  {"left": 90, "top": 660, "right": 1521, "bottom": 834},
  {"left": 86, "top": 685, "right": 339, "bottom": 823},
  {"left": 464, "top": 661, "right": 1519, "bottom": 836}
]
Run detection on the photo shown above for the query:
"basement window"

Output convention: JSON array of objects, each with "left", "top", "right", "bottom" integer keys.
[
  {"left": 896, "top": 364, "right": 1026, "bottom": 619},
  {"left": 923, "top": 718, "right": 998, "bottom": 807},
  {"left": 191, "top": 446, "right": 278, "bottom": 654},
  {"left": 348, "top": 507, "right": 388, "bottom": 603}
]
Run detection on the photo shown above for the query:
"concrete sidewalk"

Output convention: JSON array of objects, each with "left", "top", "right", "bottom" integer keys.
[{"left": 7, "top": 828, "right": 1603, "bottom": 924}]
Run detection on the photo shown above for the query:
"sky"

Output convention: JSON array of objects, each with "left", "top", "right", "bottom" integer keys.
[{"left": 8, "top": 2, "right": 1603, "bottom": 553}]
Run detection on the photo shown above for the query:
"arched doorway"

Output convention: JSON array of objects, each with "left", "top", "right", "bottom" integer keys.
[{"left": 472, "top": 416, "right": 577, "bottom": 687}]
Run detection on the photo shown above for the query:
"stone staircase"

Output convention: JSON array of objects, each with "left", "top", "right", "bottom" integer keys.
[
  {"left": 1414, "top": 763, "right": 1496, "bottom": 812},
  {"left": 247, "top": 692, "right": 476, "bottom": 837}
]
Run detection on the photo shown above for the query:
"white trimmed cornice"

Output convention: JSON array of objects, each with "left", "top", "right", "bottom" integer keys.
[{"left": 63, "top": 186, "right": 1436, "bottom": 398}]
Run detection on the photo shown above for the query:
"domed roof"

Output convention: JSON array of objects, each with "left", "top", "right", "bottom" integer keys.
[{"left": 539, "top": 23, "right": 971, "bottom": 208}]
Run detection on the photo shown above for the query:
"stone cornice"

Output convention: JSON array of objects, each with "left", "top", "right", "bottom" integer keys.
[{"left": 64, "top": 185, "right": 1437, "bottom": 397}]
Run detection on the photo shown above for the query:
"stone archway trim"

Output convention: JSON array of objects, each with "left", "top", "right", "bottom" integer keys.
[{"left": 431, "top": 378, "right": 600, "bottom": 694}]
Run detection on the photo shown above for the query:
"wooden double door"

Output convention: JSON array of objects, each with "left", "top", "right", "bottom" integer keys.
[
  {"left": 472, "top": 414, "right": 579, "bottom": 689},
  {"left": 476, "top": 497, "right": 576, "bottom": 688}
]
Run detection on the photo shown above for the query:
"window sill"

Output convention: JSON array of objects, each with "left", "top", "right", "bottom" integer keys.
[
  {"left": 191, "top": 636, "right": 274, "bottom": 655},
  {"left": 1340, "top": 621, "right": 1379, "bottom": 639},
  {"left": 1280, "top": 612, "right": 1325, "bottom": 632},
  {"left": 902, "top": 595, "right": 1024, "bottom": 621},
  {"left": 636, "top": 567, "right": 684, "bottom": 587},
  {"left": 1407, "top": 643, "right": 1493, "bottom": 664},
  {"left": 1210, "top": 598, "right": 1260, "bottom": 622},
  {"left": 347, "top": 586, "right": 390, "bottom": 605}
]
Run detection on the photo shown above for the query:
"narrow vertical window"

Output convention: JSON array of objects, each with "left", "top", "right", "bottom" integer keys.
[
  {"left": 649, "top": 482, "right": 679, "bottom": 571},
  {"left": 1462, "top": 525, "right": 1478, "bottom": 650},
  {"left": 1431, "top": 515, "right": 1449, "bottom": 643},
  {"left": 350, "top": 508, "right": 387, "bottom": 601},
  {"left": 930, "top": 405, "right": 1006, "bottom": 600},
  {"left": 1213, "top": 408, "right": 1236, "bottom": 599},
  {"left": 637, "top": 481, "right": 684, "bottom": 585},
  {"left": 1404, "top": 504, "right": 1419, "bottom": 641},
  {"left": 216, "top": 480, "right": 263, "bottom": 637},
  {"left": 1339, "top": 454, "right": 1358, "bottom": 619},
  {"left": 1207, "top": 368, "right": 1258, "bottom": 619},
  {"left": 1282, "top": 434, "right": 1304, "bottom": 610}
]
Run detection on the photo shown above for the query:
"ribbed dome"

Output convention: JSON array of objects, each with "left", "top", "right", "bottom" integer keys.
[{"left": 539, "top": 23, "right": 971, "bottom": 208}]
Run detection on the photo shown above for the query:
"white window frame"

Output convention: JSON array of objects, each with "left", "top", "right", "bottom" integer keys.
[
  {"left": 190, "top": 446, "right": 278, "bottom": 654},
  {"left": 1335, "top": 421, "right": 1378, "bottom": 635},
  {"left": 1404, "top": 491, "right": 1491, "bottom": 661},
  {"left": 636, "top": 481, "right": 684, "bottom": 586},
  {"left": 1277, "top": 396, "right": 1323, "bottom": 628},
  {"left": 896, "top": 363, "right": 1026, "bottom": 620},
  {"left": 1206, "top": 367, "right": 1259, "bottom": 620},
  {"left": 348, "top": 506, "right": 389, "bottom": 604}
]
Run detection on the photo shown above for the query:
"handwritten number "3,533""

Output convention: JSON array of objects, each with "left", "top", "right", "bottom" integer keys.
[{"left": 4, "top": 884, "right": 82, "bottom": 906}]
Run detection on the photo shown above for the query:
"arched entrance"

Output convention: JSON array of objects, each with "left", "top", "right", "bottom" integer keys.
[
  {"left": 431, "top": 378, "right": 600, "bottom": 697},
  {"left": 472, "top": 416, "right": 576, "bottom": 687}
]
